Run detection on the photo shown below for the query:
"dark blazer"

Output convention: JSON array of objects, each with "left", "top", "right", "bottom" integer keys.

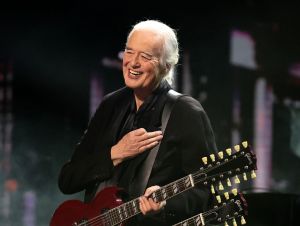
[{"left": 58, "top": 86, "right": 217, "bottom": 225}]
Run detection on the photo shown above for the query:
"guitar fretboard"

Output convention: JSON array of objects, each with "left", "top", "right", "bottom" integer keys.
[
  {"left": 102, "top": 174, "right": 195, "bottom": 225},
  {"left": 172, "top": 213, "right": 203, "bottom": 226}
]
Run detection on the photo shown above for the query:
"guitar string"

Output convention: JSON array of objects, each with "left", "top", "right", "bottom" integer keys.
[
  {"left": 81, "top": 172, "right": 236, "bottom": 226},
  {"left": 79, "top": 150, "right": 250, "bottom": 226},
  {"left": 83, "top": 171, "right": 235, "bottom": 225},
  {"left": 78, "top": 178, "right": 189, "bottom": 226},
  {"left": 173, "top": 200, "right": 240, "bottom": 226},
  {"left": 82, "top": 173, "right": 234, "bottom": 225},
  {"left": 81, "top": 176, "right": 202, "bottom": 226}
]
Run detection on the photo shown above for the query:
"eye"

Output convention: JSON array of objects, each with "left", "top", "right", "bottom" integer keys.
[
  {"left": 125, "top": 49, "right": 134, "bottom": 54},
  {"left": 141, "top": 53, "right": 152, "bottom": 61}
]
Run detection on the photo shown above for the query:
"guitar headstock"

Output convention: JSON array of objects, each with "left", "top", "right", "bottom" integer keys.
[
  {"left": 204, "top": 191, "right": 248, "bottom": 226},
  {"left": 195, "top": 141, "right": 257, "bottom": 192}
]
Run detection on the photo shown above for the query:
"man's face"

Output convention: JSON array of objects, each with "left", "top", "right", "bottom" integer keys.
[{"left": 122, "top": 30, "right": 163, "bottom": 95}]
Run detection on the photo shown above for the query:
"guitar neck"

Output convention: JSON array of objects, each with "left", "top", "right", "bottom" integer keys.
[
  {"left": 105, "top": 174, "right": 195, "bottom": 225},
  {"left": 172, "top": 213, "right": 204, "bottom": 226},
  {"left": 104, "top": 142, "right": 256, "bottom": 225}
]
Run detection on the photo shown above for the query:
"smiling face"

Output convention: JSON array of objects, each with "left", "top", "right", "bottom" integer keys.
[{"left": 122, "top": 30, "right": 164, "bottom": 98}]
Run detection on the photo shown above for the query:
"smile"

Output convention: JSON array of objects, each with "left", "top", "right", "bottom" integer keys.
[{"left": 129, "top": 69, "right": 143, "bottom": 77}]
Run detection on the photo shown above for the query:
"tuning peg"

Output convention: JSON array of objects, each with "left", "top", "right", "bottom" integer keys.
[
  {"left": 226, "top": 178, "right": 232, "bottom": 187},
  {"left": 241, "top": 216, "right": 246, "bottom": 225},
  {"left": 251, "top": 170, "right": 256, "bottom": 179},
  {"left": 224, "top": 192, "right": 229, "bottom": 200},
  {"left": 218, "top": 151, "right": 224, "bottom": 159},
  {"left": 234, "top": 144, "right": 240, "bottom": 152},
  {"left": 216, "top": 195, "right": 221, "bottom": 203},
  {"left": 202, "top": 157, "right": 208, "bottom": 165},
  {"left": 231, "top": 188, "right": 238, "bottom": 196},
  {"left": 225, "top": 148, "right": 232, "bottom": 156},
  {"left": 234, "top": 175, "right": 240, "bottom": 184},
  {"left": 211, "top": 184, "right": 216, "bottom": 194},
  {"left": 233, "top": 218, "right": 238, "bottom": 226},
  {"left": 242, "top": 141, "right": 248, "bottom": 148},
  {"left": 210, "top": 154, "right": 216, "bottom": 162},
  {"left": 243, "top": 172, "right": 248, "bottom": 181},
  {"left": 224, "top": 221, "right": 229, "bottom": 226},
  {"left": 218, "top": 181, "right": 224, "bottom": 190}
]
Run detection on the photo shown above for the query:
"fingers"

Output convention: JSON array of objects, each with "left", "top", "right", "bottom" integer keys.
[
  {"left": 138, "top": 132, "right": 163, "bottom": 151},
  {"left": 140, "top": 131, "right": 163, "bottom": 141},
  {"left": 133, "top": 129, "right": 163, "bottom": 142},
  {"left": 139, "top": 196, "right": 161, "bottom": 215},
  {"left": 139, "top": 185, "right": 166, "bottom": 215},
  {"left": 144, "top": 185, "right": 160, "bottom": 197},
  {"left": 119, "top": 128, "right": 163, "bottom": 159},
  {"left": 132, "top": 129, "right": 163, "bottom": 152},
  {"left": 133, "top": 128, "right": 147, "bottom": 136}
]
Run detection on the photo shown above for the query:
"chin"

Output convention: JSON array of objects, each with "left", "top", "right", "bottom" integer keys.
[{"left": 124, "top": 81, "right": 141, "bottom": 89}]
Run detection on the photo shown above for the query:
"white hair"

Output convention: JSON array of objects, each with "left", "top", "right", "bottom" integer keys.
[{"left": 126, "top": 20, "right": 179, "bottom": 86}]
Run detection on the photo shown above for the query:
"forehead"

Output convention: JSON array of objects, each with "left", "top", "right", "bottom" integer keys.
[{"left": 127, "top": 30, "right": 163, "bottom": 55}]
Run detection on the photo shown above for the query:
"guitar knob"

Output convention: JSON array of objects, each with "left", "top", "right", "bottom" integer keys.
[
  {"left": 242, "top": 141, "right": 248, "bottom": 148},
  {"left": 241, "top": 216, "right": 246, "bottom": 225},
  {"left": 234, "top": 175, "right": 240, "bottom": 184},
  {"left": 251, "top": 170, "right": 256, "bottom": 179},
  {"left": 218, "top": 181, "right": 224, "bottom": 190},
  {"left": 243, "top": 172, "right": 248, "bottom": 181},
  {"left": 231, "top": 188, "right": 238, "bottom": 196},
  {"left": 225, "top": 148, "right": 232, "bottom": 156},
  {"left": 211, "top": 184, "right": 216, "bottom": 194},
  {"left": 233, "top": 218, "right": 237, "bottom": 226},
  {"left": 218, "top": 151, "right": 224, "bottom": 159},
  {"left": 202, "top": 157, "right": 208, "bottom": 165},
  {"left": 216, "top": 195, "right": 221, "bottom": 203},
  {"left": 234, "top": 144, "right": 240, "bottom": 152},
  {"left": 227, "top": 178, "right": 232, "bottom": 187},
  {"left": 224, "top": 192, "right": 229, "bottom": 200},
  {"left": 210, "top": 154, "right": 216, "bottom": 162}
]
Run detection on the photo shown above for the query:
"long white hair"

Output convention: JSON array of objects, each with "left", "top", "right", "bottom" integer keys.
[{"left": 126, "top": 20, "right": 179, "bottom": 86}]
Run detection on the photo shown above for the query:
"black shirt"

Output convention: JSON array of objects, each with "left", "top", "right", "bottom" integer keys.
[{"left": 112, "top": 81, "right": 171, "bottom": 199}]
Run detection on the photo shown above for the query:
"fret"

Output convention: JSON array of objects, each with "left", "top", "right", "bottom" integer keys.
[
  {"left": 172, "top": 214, "right": 203, "bottom": 226},
  {"left": 121, "top": 204, "right": 128, "bottom": 219},
  {"left": 117, "top": 207, "right": 124, "bottom": 221},
  {"left": 108, "top": 198, "right": 141, "bottom": 225},
  {"left": 105, "top": 208, "right": 119, "bottom": 226},
  {"left": 132, "top": 199, "right": 139, "bottom": 214},
  {"left": 161, "top": 187, "right": 167, "bottom": 200},
  {"left": 150, "top": 175, "right": 195, "bottom": 204},
  {"left": 105, "top": 175, "right": 196, "bottom": 225},
  {"left": 172, "top": 183, "right": 179, "bottom": 194}
]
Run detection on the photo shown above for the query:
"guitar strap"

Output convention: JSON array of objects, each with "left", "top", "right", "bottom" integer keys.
[
  {"left": 84, "top": 89, "right": 182, "bottom": 203},
  {"left": 133, "top": 89, "right": 182, "bottom": 197}
]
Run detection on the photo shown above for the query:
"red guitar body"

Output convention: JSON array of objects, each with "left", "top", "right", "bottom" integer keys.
[{"left": 50, "top": 186, "right": 124, "bottom": 226}]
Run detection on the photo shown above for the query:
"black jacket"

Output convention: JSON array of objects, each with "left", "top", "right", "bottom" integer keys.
[{"left": 58, "top": 86, "right": 217, "bottom": 225}]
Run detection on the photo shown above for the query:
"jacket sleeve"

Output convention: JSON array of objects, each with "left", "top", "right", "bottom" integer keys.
[
  {"left": 58, "top": 96, "right": 114, "bottom": 194},
  {"left": 163, "top": 95, "right": 218, "bottom": 224}
]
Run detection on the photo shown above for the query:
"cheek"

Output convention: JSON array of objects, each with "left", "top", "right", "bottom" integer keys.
[{"left": 122, "top": 57, "right": 130, "bottom": 66}]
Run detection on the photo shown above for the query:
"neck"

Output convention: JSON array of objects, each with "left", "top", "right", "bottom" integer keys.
[
  {"left": 134, "top": 95, "right": 144, "bottom": 110},
  {"left": 133, "top": 86, "right": 156, "bottom": 110}
]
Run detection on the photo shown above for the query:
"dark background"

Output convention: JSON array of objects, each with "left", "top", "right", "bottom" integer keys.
[{"left": 0, "top": 0, "right": 300, "bottom": 225}]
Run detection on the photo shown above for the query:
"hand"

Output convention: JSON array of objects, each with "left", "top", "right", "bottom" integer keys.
[
  {"left": 111, "top": 128, "right": 163, "bottom": 165},
  {"left": 139, "top": 185, "right": 166, "bottom": 215}
]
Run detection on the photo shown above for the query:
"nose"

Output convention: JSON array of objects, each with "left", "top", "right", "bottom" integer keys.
[{"left": 130, "top": 54, "right": 140, "bottom": 67}]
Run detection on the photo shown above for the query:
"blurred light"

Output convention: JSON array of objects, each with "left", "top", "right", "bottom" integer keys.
[
  {"left": 230, "top": 29, "right": 257, "bottom": 70},
  {"left": 289, "top": 62, "right": 300, "bottom": 79}
]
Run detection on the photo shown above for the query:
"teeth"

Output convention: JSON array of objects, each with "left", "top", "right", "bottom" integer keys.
[{"left": 129, "top": 70, "right": 142, "bottom": 76}]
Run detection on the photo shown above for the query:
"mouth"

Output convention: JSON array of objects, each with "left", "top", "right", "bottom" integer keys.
[{"left": 128, "top": 69, "right": 143, "bottom": 78}]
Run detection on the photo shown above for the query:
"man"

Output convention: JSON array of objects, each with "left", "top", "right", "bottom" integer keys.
[{"left": 58, "top": 19, "right": 217, "bottom": 225}]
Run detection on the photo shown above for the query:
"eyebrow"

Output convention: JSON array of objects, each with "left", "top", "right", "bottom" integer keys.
[{"left": 125, "top": 47, "right": 154, "bottom": 57}]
